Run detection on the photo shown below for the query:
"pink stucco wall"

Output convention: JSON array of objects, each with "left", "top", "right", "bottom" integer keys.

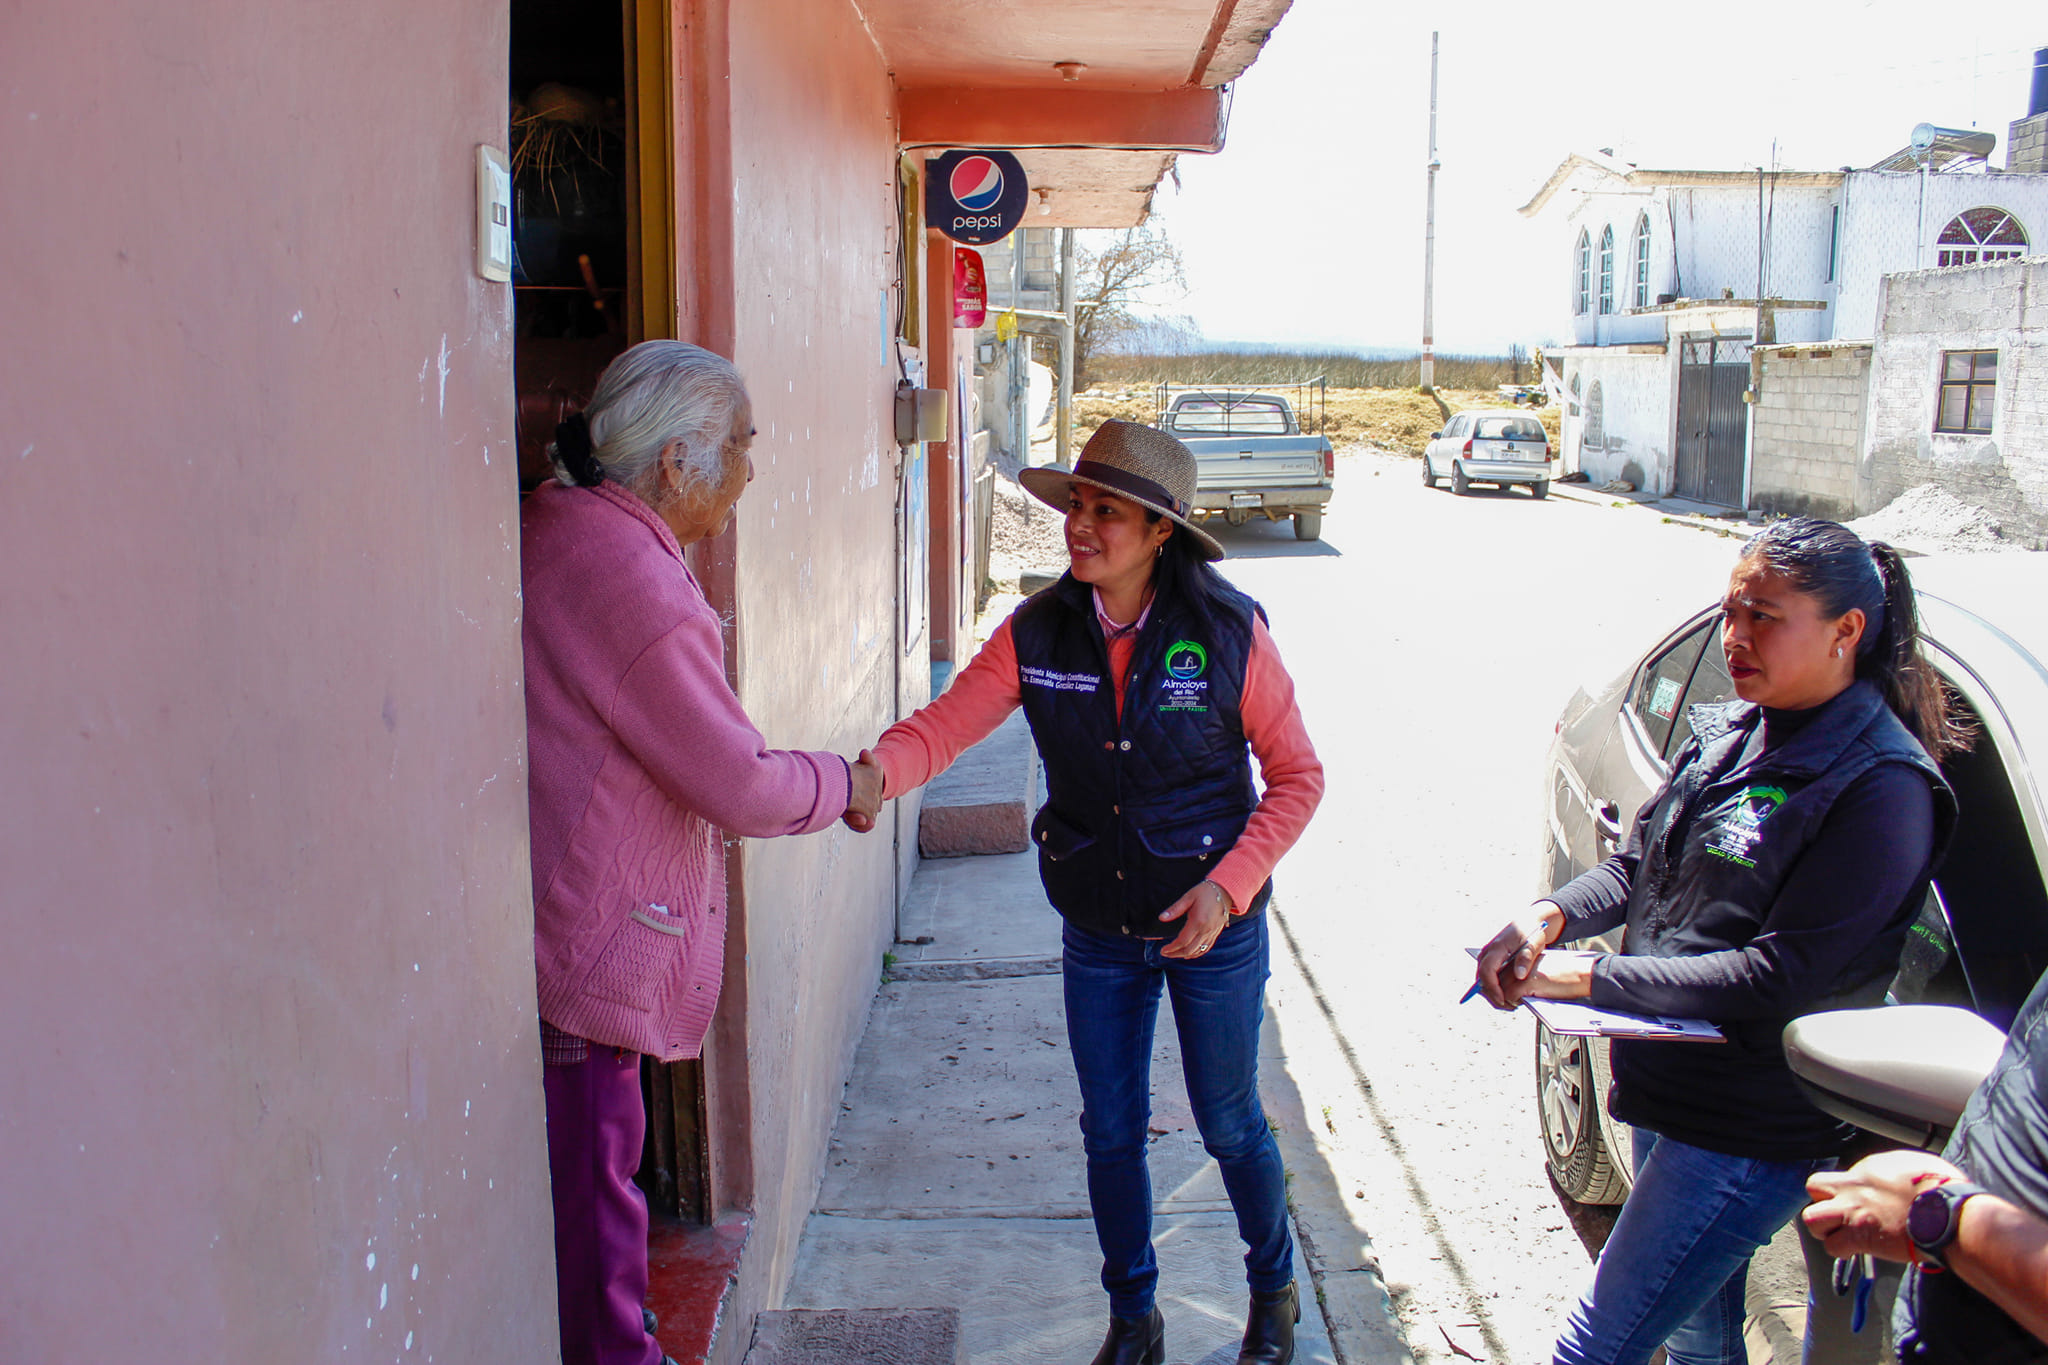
[
  {"left": 714, "top": 1, "right": 913, "bottom": 1347},
  {"left": 0, "top": 4, "right": 557, "bottom": 1360}
]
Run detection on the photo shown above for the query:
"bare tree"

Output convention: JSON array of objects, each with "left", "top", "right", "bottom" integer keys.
[{"left": 1073, "top": 224, "right": 1186, "bottom": 386}]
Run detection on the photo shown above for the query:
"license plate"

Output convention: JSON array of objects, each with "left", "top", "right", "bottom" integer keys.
[{"left": 1230, "top": 493, "right": 1262, "bottom": 507}]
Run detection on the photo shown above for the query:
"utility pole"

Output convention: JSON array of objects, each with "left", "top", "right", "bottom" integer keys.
[
  {"left": 1421, "top": 31, "right": 1440, "bottom": 394},
  {"left": 1057, "top": 227, "right": 1076, "bottom": 467},
  {"left": 1011, "top": 229, "right": 1027, "bottom": 464}
]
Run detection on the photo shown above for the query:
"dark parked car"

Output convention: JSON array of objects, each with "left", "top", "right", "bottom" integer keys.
[{"left": 1532, "top": 554, "right": 2048, "bottom": 1204}]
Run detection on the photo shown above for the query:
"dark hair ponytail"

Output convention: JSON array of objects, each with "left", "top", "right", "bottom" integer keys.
[
  {"left": 1739, "top": 517, "right": 1970, "bottom": 759},
  {"left": 1143, "top": 513, "right": 1237, "bottom": 632},
  {"left": 1863, "top": 541, "right": 1969, "bottom": 759},
  {"left": 550, "top": 411, "right": 606, "bottom": 487}
]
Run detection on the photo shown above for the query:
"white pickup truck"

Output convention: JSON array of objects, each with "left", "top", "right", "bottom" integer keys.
[{"left": 1154, "top": 382, "right": 1335, "bottom": 542}]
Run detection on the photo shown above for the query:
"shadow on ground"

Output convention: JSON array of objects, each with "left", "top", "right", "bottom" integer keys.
[{"left": 1201, "top": 519, "right": 1343, "bottom": 560}]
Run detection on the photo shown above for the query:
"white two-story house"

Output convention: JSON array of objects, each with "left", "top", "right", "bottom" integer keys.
[{"left": 1521, "top": 129, "right": 2048, "bottom": 505}]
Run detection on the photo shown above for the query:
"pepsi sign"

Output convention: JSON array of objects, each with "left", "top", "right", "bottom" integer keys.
[{"left": 925, "top": 150, "right": 1029, "bottom": 246}]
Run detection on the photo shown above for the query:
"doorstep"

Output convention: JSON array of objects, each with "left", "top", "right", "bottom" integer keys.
[{"left": 647, "top": 1213, "right": 751, "bottom": 1365}]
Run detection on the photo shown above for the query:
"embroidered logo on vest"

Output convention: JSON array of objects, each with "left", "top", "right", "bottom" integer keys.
[
  {"left": 1706, "top": 785, "right": 1787, "bottom": 868},
  {"left": 1160, "top": 639, "right": 1211, "bottom": 712}
]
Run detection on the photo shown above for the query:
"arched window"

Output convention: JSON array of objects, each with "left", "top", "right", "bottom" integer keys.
[
  {"left": 1598, "top": 226, "right": 1615, "bottom": 315},
  {"left": 1937, "top": 207, "right": 2028, "bottom": 267},
  {"left": 1632, "top": 213, "right": 1652, "bottom": 309},
  {"left": 1584, "top": 380, "right": 1606, "bottom": 450},
  {"left": 1575, "top": 230, "right": 1591, "bottom": 315}
]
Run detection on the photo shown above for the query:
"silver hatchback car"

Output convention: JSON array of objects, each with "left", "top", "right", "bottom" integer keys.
[{"left": 1422, "top": 409, "right": 1556, "bottom": 498}]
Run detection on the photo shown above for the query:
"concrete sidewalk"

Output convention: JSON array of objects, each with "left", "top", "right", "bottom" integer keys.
[
  {"left": 1545, "top": 479, "right": 1759, "bottom": 543},
  {"left": 772, "top": 848, "right": 1359, "bottom": 1365}
]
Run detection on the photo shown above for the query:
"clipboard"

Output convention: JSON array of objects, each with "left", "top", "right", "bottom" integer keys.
[
  {"left": 1522, "top": 997, "right": 1724, "bottom": 1043},
  {"left": 1466, "top": 948, "right": 1725, "bottom": 1043}
]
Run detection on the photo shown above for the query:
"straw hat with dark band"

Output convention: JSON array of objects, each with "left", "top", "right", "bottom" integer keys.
[{"left": 1018, "top": 419, "right": 1226, "bottom": 561}]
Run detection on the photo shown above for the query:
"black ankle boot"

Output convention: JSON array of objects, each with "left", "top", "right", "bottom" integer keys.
[
  {"left": 1236, "top": 1281, "right": 1298, "bottom": 1365},
  {"left": 1087, "top": 1306, "right": 1164, "bottom": 1365}
]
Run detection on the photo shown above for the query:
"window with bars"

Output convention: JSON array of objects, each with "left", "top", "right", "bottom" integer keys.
[
  {"left": 1937, "top": 208, "right": 2028, "bottom": 268},
  {"left": 1575, "top": 230, "right": 1591, "bottom": 315},
  {"left": 1598, "top": 226, "right": 1615, "bottom": 315},
  {"left": 1633, "top": 213, "right": 1651, "bottom": 309},
  {"left": 1936, "top": 350, "right": 1997, "bottom": 434}
]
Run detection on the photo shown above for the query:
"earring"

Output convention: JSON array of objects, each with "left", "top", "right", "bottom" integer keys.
[
  {"left": 1833, "top": 647, "right": 1843, "bottom": 658},
  {"left": 1155, "top": 544, "right": 1164, "bottom": 558}
]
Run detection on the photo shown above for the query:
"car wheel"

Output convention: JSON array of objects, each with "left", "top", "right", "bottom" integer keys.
[
  {"left": 1537, "top": 1022, "right": 1630, "bottom": 1204},
  {"left": 1421, "top": 456, "right": 1438, "bottom": 489},
  {"left": 1531, "top": 479, "right": 1550, "bottom": 500},
  {"left": 1293, "top": 509, "right": 1322, "bottom": 541},
  {"left": 1451, "top": 462, "right": 1471, "bottom": 496}
]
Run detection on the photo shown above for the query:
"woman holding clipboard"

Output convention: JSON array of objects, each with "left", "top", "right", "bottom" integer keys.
[{"left": 1473, "top": 518, "right": 1963, "bottom": 1365}]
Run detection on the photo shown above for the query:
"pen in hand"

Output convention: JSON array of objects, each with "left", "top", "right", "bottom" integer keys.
[{"left": 1458, "top": 980, "right": 1484, "bottom": 1005}]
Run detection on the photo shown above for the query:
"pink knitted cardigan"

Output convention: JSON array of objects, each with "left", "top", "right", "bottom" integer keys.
[{"left": 522, "top": 480, "right": 850, "bottom": 1061}]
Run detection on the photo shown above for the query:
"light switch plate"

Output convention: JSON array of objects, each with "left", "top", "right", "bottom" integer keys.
[{"left": 477, "top": 145, "right": 512, "bottom": 282}]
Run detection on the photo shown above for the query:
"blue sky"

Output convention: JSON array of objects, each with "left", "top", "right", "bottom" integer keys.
[{"left": 1131, "top": 0, "right": 2046, "bottom": 353}]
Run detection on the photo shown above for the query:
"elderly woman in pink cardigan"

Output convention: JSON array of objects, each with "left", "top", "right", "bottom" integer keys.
[{"left": 521, "top": 340, "right": 881, "bottom": 1365}]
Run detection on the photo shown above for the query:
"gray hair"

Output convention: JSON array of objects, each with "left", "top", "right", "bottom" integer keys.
[{"left": 552, "top": 340, "right": 749, "bottom": 503}]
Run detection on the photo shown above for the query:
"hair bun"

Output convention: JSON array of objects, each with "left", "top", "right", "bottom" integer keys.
[{"left": 554, "top": 412, "right": 604, "bottom": 486}]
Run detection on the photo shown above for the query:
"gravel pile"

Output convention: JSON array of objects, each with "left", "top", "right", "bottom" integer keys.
[
  {"left": 1846, "top": 484, "right": 2025, "bottom": 555},
  {"left": 987, "top": 452, "right": 1069, "bottom": 586}
]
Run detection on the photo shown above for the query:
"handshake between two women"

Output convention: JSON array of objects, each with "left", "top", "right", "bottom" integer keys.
[{"left": 843, "top": 749, "right": 884, "bottom": 833}]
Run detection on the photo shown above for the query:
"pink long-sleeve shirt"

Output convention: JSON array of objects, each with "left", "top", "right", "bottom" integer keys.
[
  {"left": 522, "top": 480, "right": 849, "bottom": 1061},
  {"left": 873, "top": 598, "right": 1323, "bottom": 911}
]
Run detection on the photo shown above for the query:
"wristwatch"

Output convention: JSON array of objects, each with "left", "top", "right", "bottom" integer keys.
[{"left": 1907, "top": 1179, "right": 1988, "bottom": 1271}]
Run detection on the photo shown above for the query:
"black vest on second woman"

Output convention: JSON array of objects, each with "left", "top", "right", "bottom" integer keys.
[
  {"left": 1013, "top": 571, "right": 1271, "bottom": 939},
  {"left": 1609, "top": 679, "right": 1957, "bottom": 1159}
]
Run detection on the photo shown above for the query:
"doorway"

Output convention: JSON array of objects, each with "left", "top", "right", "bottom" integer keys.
[
  {"left": 510, "top": 0, "right": 710, "bottom": 1225},
  {"left": 1674, "top": 335, "right": 1749, "bottom": 507}
]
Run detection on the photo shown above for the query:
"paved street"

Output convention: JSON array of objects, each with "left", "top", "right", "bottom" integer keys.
[{"left": 1205, "top": 449, "right": 1746, "bottom": 1365}]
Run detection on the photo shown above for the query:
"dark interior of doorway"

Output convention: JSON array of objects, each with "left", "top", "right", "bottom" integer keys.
[
  {"left": 511, "top": 0, "right": 712, "bottom": 1226},
  {"left": 510, "top": 0, "right": 628, "bottom": 492}
]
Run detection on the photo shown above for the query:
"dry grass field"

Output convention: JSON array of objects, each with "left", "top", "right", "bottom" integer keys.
[{"left": 1074, "top": 386, "right": 1561, "bottom": 456}]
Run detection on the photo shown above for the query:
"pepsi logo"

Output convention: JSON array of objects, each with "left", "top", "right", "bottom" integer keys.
[
  {"left": 950, "top": 156, "right": 1005, "bottom": 213},
  {"left": 926, "top": 149, "right": 1026, "bottom": 245}
]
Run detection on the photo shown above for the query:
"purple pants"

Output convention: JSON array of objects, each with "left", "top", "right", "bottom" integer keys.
[{"left": 545, "top": 1047, "right": 663, "bottom": 1365}]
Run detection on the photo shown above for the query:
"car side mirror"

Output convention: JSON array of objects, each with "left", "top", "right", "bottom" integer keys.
[
  {"left": 1783, "top": 1005, "right": 2004, "bottom": 1150},
  {"left": 1429, "top": 431, "right": 1442, "bottom": 439}
]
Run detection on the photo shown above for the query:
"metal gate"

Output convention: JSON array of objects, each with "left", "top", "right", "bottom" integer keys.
[{"left": 1675, "top": 335, "right": 1750, "bottom": 507}]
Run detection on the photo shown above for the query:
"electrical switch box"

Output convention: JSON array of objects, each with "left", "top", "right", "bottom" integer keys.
[
  {"left": 477, "top": 145, "right": 513, "bottom": 283},
  {"left": 895, "top": 384, "right": 949, "bottom": 445}
]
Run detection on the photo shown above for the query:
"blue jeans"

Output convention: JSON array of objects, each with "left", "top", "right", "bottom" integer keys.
[
  {"left": 1061, "top": 915, "right": 1293, "bottom": 1318},
  {"left": 1553, "top": 1128, "right": 1825, "bottom": 1365}
]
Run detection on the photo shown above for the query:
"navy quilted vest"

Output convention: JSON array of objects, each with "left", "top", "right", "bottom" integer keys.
[{"left": 1012, "top": 572, "right": 1270, "bottom": 938}]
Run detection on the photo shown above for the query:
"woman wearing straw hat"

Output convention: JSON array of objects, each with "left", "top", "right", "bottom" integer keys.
[{"left": 846, "top": 420, "right": 1324, "bottom": 1365}]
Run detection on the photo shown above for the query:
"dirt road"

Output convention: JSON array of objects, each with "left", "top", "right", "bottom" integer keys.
[{"left": 1207, "top": 449, "right": 1745, "bottom": 1365}]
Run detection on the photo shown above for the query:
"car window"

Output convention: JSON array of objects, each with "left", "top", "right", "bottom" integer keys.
[
  {"left": 1628, "top": 619, "right": 1713, "bottom": 757},
  {"left": 1167, "top": 399, "right": 1289, "bottom": 435},
  {"left": 1474, "top": 416, "right": 1545, "bottom": 441},
  {"left": 1440, "top": 416, "right": 1466, "bottom": 439},
  {"left": 1664, "top": 635, "right": 1735, "bottom": 762}
]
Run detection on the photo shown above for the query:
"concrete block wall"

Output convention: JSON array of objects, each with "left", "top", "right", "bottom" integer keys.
[
  {"left": 1863, "top": 258, "right": 2048, "bottom": 549},
  {"left": 1751, "top": 347, "right": 1872, "bottom": 521},
  {"left": 2011, "top": 113, "right": 2048, "bottom": 175}
]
